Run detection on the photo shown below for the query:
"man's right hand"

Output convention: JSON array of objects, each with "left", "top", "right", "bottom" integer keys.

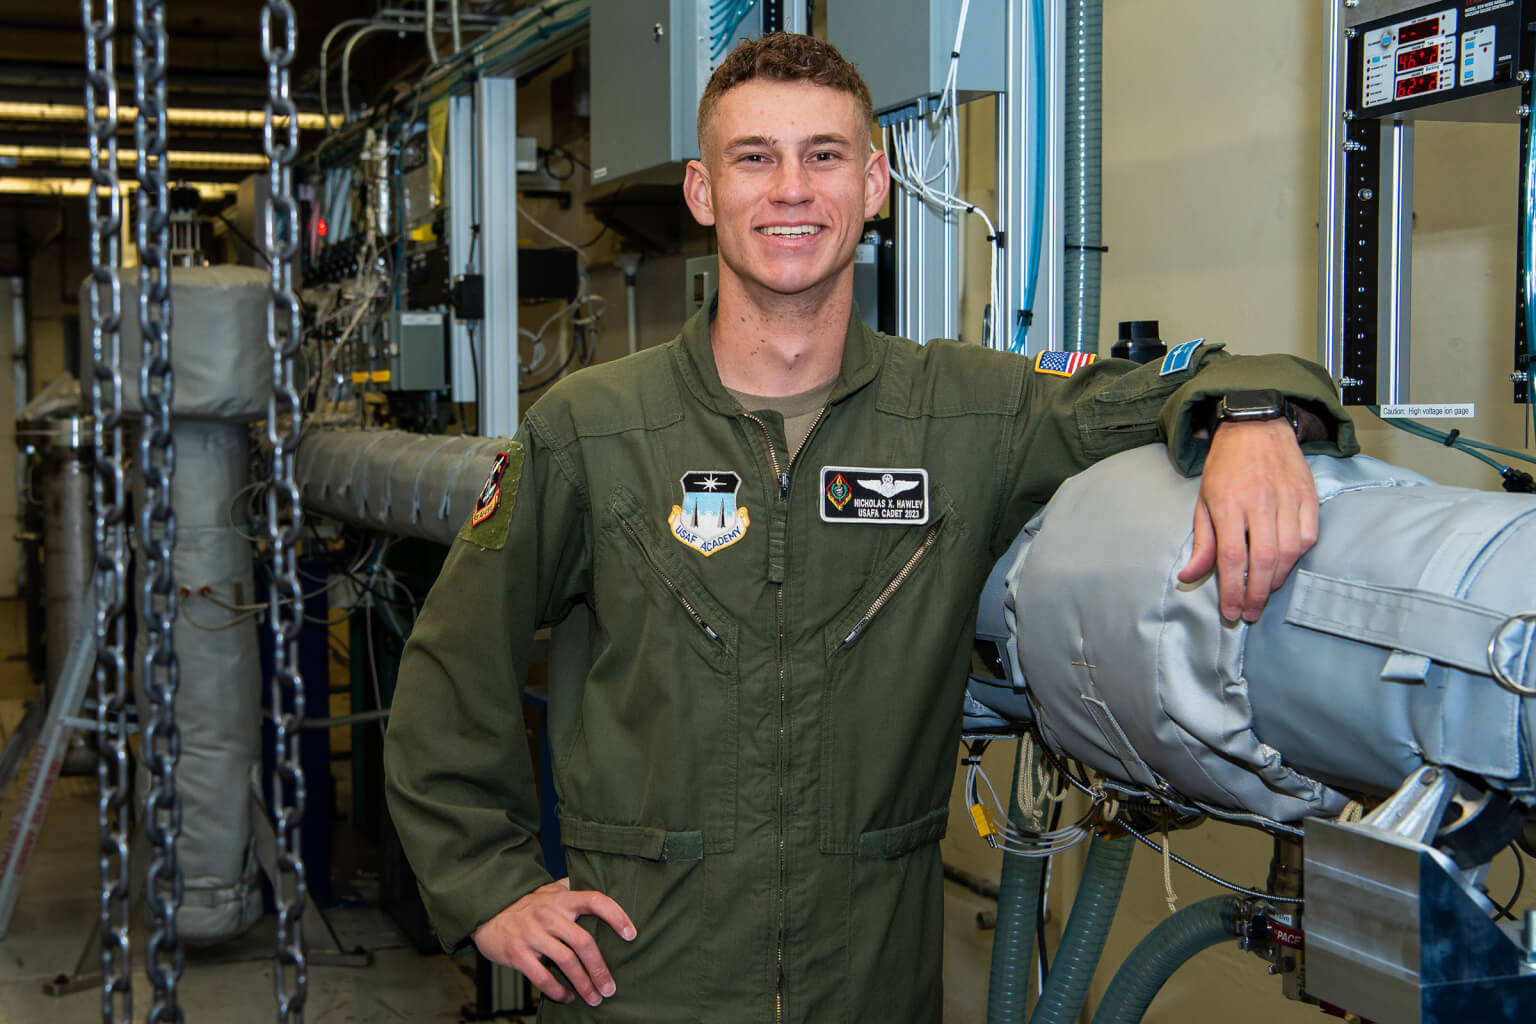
[{"left": 472, "top": 878, "right": 638, "bottom": 1007}]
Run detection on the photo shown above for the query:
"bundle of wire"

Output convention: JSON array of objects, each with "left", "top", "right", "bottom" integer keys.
[
  {"left": 710, "top": 0, "right": 760, "bottom": 60},
  {"left": 514, "top": 205, "right": 608, "bottom": 392},
  {"left": 962, "top": 739, "right": 1097, "bottom": 857},
  {"left": 881, "top": 0, "right": 1004, "bottom": 349}
]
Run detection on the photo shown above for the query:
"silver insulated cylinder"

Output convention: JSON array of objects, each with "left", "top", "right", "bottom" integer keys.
[{"left": 38, "top": 416, "right": 92, "bottom": 695}]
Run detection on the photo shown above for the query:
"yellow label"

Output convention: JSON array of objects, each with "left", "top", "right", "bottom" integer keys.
[
  {"left": 968, "top": 804, "right": 994, "bottom": 838},
  {"left": 350, "top": 370, "right": 392, "bottom": 384}
]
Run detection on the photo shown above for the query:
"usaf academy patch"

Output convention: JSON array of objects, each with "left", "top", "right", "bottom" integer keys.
[
  {"left": 457, "top": 442, "right": 523, "bottom": 550},
  {"left": 820, "top": 467, "right": 930, "bottom": 524},
  {"left": 668, "top": 471, "right": 750, "bottom": 556}
]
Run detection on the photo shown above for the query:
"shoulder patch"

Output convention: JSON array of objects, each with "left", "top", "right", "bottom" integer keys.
[
  {"left": 1034, "top": 350, "right": 1097, "bottom": 377},
  {"left": 1159, "top": 338, "right": 1205, "bottom": 376},
  {"left": 457, "top": 442, "right": 523, "bottom": 550}
]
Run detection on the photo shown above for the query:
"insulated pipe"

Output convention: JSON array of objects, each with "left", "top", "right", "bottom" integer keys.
[
  {"left": 135, "top": 420, "right": 264, "bottom": 943},
  {"left": 81, "top": 265, "right": 273, "bottom": 945},
  {"left": 1062, "top": 0, "right": 1102, "bottom": 353},
  {"left": 38, "top": 417, "right": 92, "bottom": 697},
  {"left": 1089, "top": 897, "right": 1245, "bottom": 1024},
  {"left": 1027, "top": 834, "right": 1135, "bottom": 1024},
  {"left": 986, "top": 742, "right": 1047, "bottom": 1023}
]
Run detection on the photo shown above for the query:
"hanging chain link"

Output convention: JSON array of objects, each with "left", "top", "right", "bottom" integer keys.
[
  {"left": 133, "top": 0, "right": 184, "bottom": 1019},
  {"left": 82, "top": 2, "right": 133, "bottom": 1020},
  {"left": 262, "top": 2, "right": 308, "bottom": 1019}
]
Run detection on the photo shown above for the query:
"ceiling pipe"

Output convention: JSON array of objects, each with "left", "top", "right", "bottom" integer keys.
[{"left": 341, "top": 21, "right": 427, "bottom": 124}]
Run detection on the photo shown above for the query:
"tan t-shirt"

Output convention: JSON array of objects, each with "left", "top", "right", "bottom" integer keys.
[{"left": 726, "top": 377, "right": 837, "bottom": 460}]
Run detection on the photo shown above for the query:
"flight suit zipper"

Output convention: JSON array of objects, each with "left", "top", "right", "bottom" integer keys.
[
  {"left": 616, "top": 513, "right": 723, "bottom": 643},
  {"left": 741, "top": 405, "right": 826, "bottom": 1024},
  {"left": 841, "top": 515, "right": 947, "bottom": 645}
]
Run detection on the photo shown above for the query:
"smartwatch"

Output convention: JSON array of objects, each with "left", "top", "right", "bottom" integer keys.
[{"left": 1215, "top": 389, "right": 1298, "bottom": 432}]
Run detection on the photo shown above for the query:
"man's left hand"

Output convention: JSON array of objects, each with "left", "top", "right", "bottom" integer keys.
[{"left": 1177, "top": 418, "right": 1318, "bottom": 622}]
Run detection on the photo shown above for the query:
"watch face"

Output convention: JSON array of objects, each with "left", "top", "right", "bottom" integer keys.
[{"left": 1220, "top": 389, "right": 1287, "bottom": 420}]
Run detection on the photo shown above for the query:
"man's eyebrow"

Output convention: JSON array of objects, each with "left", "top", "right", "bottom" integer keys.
[
  {"left": 723, "top": 134, "right": 777, "bottom": 153},
  {"left": 806, "top": 133, "right": 854, "bottom": 148}
]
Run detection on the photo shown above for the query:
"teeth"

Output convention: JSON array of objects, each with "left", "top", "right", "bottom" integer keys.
[{"left": 758, "top": 225, "right": 821, "bottom": 237}]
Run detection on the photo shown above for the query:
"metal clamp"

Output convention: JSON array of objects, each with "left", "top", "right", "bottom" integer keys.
[{"left": 1488, "top": 611, "right": 1536, "bottom": 697}]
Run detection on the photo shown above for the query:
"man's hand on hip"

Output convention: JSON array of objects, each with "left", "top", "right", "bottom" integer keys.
[
  {"left": 1177, "top": 417, "right": 1319, "bottom": 622},
  {"left": 472, "top": 878, "right": 637, "bottom": 1007}
]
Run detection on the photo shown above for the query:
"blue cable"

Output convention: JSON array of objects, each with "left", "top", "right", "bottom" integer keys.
[
  {"left": 1525, "top": 106, "right": 1536, "bottom": 443},
  {"left": 1010, "top": 0, "right": 1048, "bottom": 355},
  {"left": 711, "top": 0, "right": 759, "bottom": 59}
]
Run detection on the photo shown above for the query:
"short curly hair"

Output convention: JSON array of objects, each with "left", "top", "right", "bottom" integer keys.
[{"left": 697, "top": 33, "right": 874, "bottom": 152}]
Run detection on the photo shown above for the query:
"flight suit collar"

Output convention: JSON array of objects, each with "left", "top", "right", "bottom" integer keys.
[{"left": 674, "top": 294, "right": 885, "bottom": 417}]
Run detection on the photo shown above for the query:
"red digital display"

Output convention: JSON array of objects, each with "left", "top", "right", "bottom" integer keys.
[
  {"left": 1397, "top": 44, "right": 1439, "bottom": 73},
  {"left": 1396, "top": 70, "right": 1439, "bottom": 98},
  {"left": 1397, "top": 16, "right": 1440, "bottom": 45}
]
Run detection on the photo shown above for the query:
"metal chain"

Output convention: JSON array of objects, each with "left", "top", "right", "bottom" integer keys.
[
  {"left": 82, "top": 2, "right": 133, "bottom": 1020},
  {"left": 262, "top": 2, "right": 308, "bottom": 1019},
  {"left": 133, "top": 0, "right": 184, "bottom": 1019}
]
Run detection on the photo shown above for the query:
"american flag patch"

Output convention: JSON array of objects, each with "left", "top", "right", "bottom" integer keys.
[{"left": 1034, "top": 350, "right": 1097, "bottom": 377}]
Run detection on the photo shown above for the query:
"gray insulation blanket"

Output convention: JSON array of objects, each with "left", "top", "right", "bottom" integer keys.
[
  {"left": 1001, "top": 445, "right": 1536, "bottom": 823},
  {"left": 77, "top": 264, "right": 271, "bottom": 422},
  {"left": 297, "top": 429, "right": 510, "bottom": 545},
  {"left": 135, "top": 420, "right": 261, "bottom": 943}
]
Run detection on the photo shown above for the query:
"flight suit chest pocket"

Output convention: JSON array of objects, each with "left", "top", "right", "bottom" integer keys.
[
  {"left": 572, "top": 485, "right": 739, "bottom": 851},
  {"left": 602, "top": 485, "right": 739, "bottom": 670},
  {"left": 818, "top": 492, "right": 972, "bottom": 854}
]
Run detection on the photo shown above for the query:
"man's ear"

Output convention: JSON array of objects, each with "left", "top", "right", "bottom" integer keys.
[
  {"left": 683, "top": 159, "right": 715, "bottom": 227},
  {"left": 864, "top": 147, "right": 891, "bottom": 219}
]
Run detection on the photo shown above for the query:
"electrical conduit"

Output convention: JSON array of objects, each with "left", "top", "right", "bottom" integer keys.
[
  {"left": 1063, "top": 0, "right": 1103, "bottom": 353},
  {"left": 1027, "top": 833, "right": 1135, "bottom": 1024},
  {"left": 1089, "top": 896, "right": 1245, "bottom": 1024}
]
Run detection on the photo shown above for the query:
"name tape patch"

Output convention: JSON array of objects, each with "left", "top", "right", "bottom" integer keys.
[
  {"left": 1160, "top": 338, "right": 1205, "bottom": 376},
  {"left": 821, "top": 467, "right": 929, "bottom": 525}
]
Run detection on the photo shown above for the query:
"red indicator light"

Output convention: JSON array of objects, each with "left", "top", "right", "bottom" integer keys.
[{"left": 317, "top": 217, "right": 328, "bottom": 238}]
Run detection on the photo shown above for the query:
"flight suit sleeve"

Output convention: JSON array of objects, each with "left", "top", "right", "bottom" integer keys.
[
  {"left": 989, "top": 343, "right": 1359, "bottom": 557},
  {"left": 383, "top": 423, "right": 591, "bottom": 952}
]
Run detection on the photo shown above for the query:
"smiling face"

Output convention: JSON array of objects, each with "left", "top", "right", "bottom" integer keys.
[{"left": 683, "top": 78, "right": 889, "bottom": 306}]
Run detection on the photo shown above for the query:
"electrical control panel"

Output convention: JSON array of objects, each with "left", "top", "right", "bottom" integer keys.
[
  {"left": 589, "top": 0, "right": 807, "bottom": 185},
  {"left": 828, "top": 0, "right": 1005, "bottom": 115},
  {"left": 1347, "top": 0, "right": 1528, "bottom": 121}
]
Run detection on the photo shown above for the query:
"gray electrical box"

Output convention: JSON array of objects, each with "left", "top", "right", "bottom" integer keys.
[
  {"left": 590, "top": 0, "right": 807, "bottom": 185},
  {"left": 828, "top": 0, "right": 1005, "bottom": 114},
  {"left": 385, "top": 311, "right": 448, "bottom": 391}
]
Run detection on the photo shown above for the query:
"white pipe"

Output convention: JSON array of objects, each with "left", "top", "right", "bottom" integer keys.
[
  {"left": 320, "top": 18, "right": 374, "bottom": 132},
  {"left": 425, "top": 0, "right": 441, "bottom": 65},
  {"left": 450, "top": 0, "right": 463, "bottom": 55}
]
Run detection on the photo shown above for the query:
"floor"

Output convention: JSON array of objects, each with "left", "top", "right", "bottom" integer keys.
[{"left": 0, "top": 598, "right": 1000, "bottom": 1023}]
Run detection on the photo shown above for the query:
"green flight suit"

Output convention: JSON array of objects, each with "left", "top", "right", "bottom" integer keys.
[{"left": 384, "top": 305, "right": 1358, "bottom": 1022}]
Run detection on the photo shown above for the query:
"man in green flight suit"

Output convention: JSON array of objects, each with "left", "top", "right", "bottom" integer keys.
[{"left": 385, "top": 33, "right": 1358, "bottom": 1022}]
